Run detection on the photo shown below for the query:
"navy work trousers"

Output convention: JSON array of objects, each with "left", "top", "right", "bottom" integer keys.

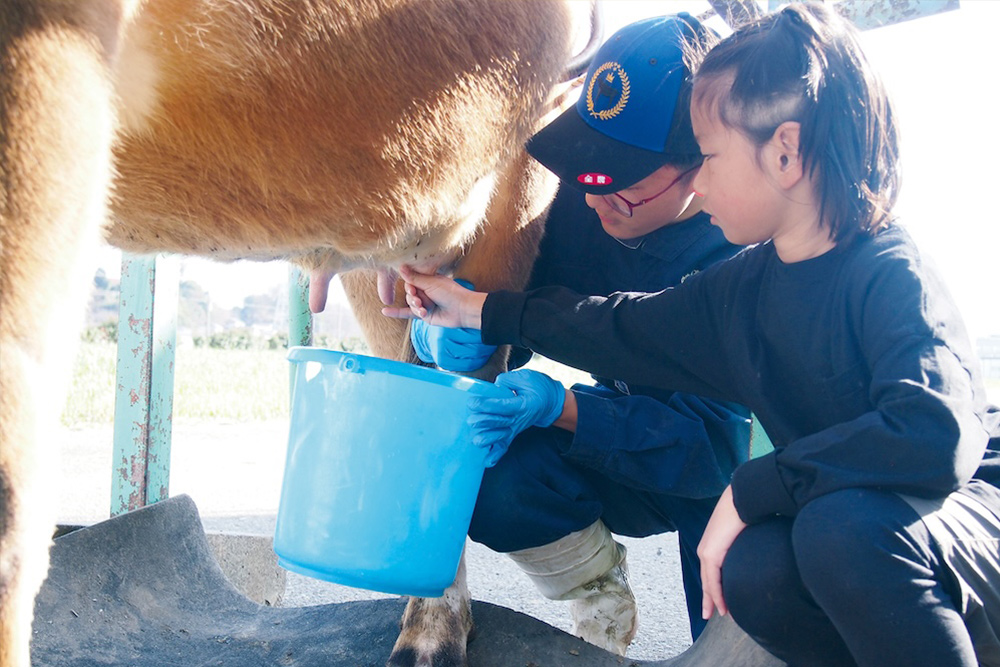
[
  {"left": 467, "top": 425, "right": 720, "bottom": 639},
  {"left": 723, "top": 487, "right": 998, "bottom": 666}
]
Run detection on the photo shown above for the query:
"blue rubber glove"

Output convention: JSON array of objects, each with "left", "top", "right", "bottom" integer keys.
[
  {"left": 409, "top": 279, "right": 497, "bottom": 372},
  {"left": 467, "top": 369, "right": 566, "bottom": 467}
]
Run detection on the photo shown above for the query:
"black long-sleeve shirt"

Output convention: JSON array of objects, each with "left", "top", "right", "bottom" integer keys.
[{"left": 482, "top": 224, "right": 1000, "bottom": 523}]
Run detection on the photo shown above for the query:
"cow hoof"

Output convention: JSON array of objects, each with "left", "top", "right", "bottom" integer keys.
[
  {"left": 387, "top": 595, "right": 474, "bottom": 667},
  {"left": 386, "top": 642, "right": 468, "bottom": 667},
  {"left": 387, "top": 627, "right": 471, "bottom": 667}
]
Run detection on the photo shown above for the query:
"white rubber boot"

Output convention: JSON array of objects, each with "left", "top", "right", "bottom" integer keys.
[
  {"left": 566, "top": 550, "right": 637, "bottom": 655},
  {"left": 507, "top": 520, "right": 638, "bottom": 656}
]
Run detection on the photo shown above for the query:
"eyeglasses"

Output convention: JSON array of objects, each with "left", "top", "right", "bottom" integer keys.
[{"left": 603, "top": 165, "right": 700, "bottom": 218}]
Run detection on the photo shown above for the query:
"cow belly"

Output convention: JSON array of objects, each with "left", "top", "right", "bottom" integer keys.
[{"left": 105, "top": 0, "right": 572, "bottom": 272}]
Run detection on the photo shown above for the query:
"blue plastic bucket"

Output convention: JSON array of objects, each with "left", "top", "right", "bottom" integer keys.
[{"left": 274, "top": 347, "right": 509, "bottom": 597}]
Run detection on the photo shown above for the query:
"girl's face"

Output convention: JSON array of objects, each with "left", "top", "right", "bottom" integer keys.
[
  {"left": 690, "top": 103, "right": 785, "bottom": 247},
  {"left": 690, "top": 92, "right": 834, "bottom": 262}
]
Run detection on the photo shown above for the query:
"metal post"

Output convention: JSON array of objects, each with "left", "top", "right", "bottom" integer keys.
[
  {"left": 111, "top": 253, "right": 178, "bottom": 516},
  {"left": 288, "top": 265, "right": 313, "bottom": 398}
]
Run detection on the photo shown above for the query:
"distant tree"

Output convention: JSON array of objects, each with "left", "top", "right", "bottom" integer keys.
[
  {"left": 179, "top": 279, "right": 211, "bottom": 334},
  {"left": 81, "top": 320, "right": 118, "bottom": 343},
  {"left": 93, "top": 268, "right": 109, "bottom": 290},
  {"left": 180, "top": 280, "right": 209, "bottom": 302},
  {"left": 240, "top": 289, "right": 281, "bottom": 328},
  {"left": 86, "top": 269, "right": 120, "bottom": 327}
]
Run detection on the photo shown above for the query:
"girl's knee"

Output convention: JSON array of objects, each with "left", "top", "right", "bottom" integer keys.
[
  {"left": 723, "top": 519, "right": 800, "bottom": 623},
  {"left": 792, "top": 489, "right": 920, "bottom": 589}
]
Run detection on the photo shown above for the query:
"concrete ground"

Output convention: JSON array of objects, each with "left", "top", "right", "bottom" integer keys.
[{"left": 54, "top": 420, "right": 694, "bottom": 661}]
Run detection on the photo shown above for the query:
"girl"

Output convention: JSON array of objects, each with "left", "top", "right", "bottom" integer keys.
[{"left": 385, "top": 4, "right": 1000, "bottom": 665}]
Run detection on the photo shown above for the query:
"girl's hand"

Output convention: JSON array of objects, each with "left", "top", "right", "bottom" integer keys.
[
  {"left": 696, "top": 485, "right": 747, "bottom": 620},
  {"left": 381, "top": 266, "right": 487, "bottom": 330}
]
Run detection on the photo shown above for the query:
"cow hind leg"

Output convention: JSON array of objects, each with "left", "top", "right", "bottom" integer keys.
[
  {"left": 388, "top": 555, "right": 474, "bottom": 667},
  {"left": 0, "top": 2, "right": 123, "bottom": 665},
  {"left": 339, "top": 269, "right": 414, "bottom": 362}
]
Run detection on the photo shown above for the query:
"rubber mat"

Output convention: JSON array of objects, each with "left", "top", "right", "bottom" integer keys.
[{"left": 31, "top": 494, "right": 783, "bottom": 666}]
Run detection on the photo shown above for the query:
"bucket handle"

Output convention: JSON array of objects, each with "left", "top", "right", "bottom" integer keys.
[{"left": 339, "top": 355, "right": 363, "bottom": 374}]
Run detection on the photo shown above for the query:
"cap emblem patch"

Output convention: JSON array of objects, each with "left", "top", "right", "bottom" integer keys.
[
  {"left": 586, "top": 62, "right": 630, "bottom": 121},
  {"left": 577, "top": 173, "right": 613, "bottom": 186}
]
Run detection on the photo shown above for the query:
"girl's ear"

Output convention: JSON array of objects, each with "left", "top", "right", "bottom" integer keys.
[{"left": 767, "top": 121, "right": 804, "bottom": 189}]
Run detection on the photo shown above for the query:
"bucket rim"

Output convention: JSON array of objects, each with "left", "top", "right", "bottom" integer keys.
[{"left": 287, "top": 346, "right": 510, "bottom": 397}]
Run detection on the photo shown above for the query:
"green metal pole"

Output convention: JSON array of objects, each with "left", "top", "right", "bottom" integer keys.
[
  {"left": 288, "top": 265, "right": 313, "bottom": 399},
  {"left": 111, "top": 253, "right": 178, "bottom": 516}
]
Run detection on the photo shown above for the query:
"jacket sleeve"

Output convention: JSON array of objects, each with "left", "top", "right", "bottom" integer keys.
[
  {"left": 481, "top": 271, "right": 741, "bottom": 405},
  {"left": 565, "top": 384, "right": 751, "bottom": 498},
  {"left": 731, "top": 248, "right": 993, "bottom": 523}
]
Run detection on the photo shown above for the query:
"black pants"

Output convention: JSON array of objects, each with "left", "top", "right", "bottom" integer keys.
[{"left": 723, "top": 488, "right": 987, "bottom": 666}]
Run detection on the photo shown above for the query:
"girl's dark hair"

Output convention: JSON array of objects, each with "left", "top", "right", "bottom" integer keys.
[
  {"left": 687, "top": 2, "right": 899, "bottom": 241},
  {"left": 663, "top": 13, "right": 720, "bottom": 171}
]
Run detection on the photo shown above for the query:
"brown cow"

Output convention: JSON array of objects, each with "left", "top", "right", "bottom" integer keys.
[{"left": 0, "top": 1, "right": 586, "bottom": 665}]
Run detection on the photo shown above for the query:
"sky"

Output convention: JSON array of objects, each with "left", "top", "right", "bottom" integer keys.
[{"left": 90, "top": 0, "right": 1000, "bottom": 340}]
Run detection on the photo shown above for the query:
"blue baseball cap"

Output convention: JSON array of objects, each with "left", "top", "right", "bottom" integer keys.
[{"left": 527, "top": 13, "right": 706, "bottom": 195}]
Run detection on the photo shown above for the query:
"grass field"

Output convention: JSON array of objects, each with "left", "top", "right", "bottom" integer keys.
[
  {"left": 62, "top": 342, "right": 291, "bottom": 426},
  {"left": 60, "top": 342, "right": 596, "bottom": 427},
  {"left": 61, "top": 341, "right": 1000, "bottom": 427}
]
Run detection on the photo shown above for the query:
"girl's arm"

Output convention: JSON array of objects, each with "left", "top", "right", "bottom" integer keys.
[
  {"left": 479, "top": 280, "right": 740, "bottom": 404},
  {"left": 386, "top": 258, "right": 752, "bottom": 416},
  {"left": 381, "top": 267, "right": 733, "bottom": 404}
]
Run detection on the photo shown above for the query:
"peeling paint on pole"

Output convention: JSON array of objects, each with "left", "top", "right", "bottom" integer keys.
[
  {"left": 288, "top": 265, "right": 313, "bottom": 347},
  {"left": 288, "top": 265, "right": 313, "bottom": 401},
  {"left": 111, "top": 253, "right": 178, "bottom": 516}
]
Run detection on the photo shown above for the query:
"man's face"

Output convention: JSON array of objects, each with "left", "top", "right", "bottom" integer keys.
[{"left": 584, "top": 164, "right": 699, "bottom": 240}]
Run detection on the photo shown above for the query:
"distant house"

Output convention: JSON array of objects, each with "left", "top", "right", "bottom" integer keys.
[{"left": 978, "top": 336, "right": 1000, "bottom": 381}]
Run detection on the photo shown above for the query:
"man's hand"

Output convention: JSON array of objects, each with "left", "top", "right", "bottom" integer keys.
[
  {"left": 410, "top": 320, "right": 497, "bottom": 371},
  {"left": 408, "top": 278, "right": 497, "bottom": 371},
  {"left": 467, "top": 369, "right": 566, "bottom": 466},
  {"left": 697, "top": 485, "right": 747, "bottom": 620}
]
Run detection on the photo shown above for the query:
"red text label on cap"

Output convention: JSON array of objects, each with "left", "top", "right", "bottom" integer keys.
[{"left": 578, "top": 173, "right": 613, "bottom": 186}]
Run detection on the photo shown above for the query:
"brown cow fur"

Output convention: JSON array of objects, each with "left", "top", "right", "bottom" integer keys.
[{"left": 0, "top": 1, "right": 574, "bottom": 666}]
